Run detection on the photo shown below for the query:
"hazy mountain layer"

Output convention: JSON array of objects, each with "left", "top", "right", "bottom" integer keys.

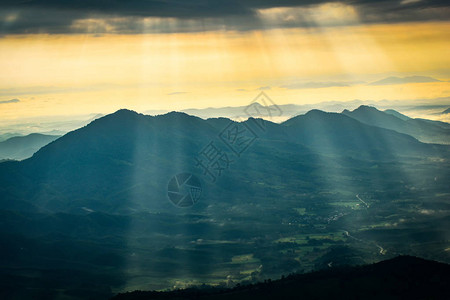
[{"left": 0, "top": 133, "right": 61, "bottom": 160}]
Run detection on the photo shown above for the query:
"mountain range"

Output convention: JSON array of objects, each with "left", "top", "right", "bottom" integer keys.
[
  {"left": 0, "top": 106, "right": 449, "bottom": 299},
  {"left": 343, "top": 105, "right": 450, "bottom": 144},
  {"left": 1, "top": 106, "right": 448, "bottom": 213}
]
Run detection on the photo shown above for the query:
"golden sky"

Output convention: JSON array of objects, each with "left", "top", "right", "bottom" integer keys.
[{"left": 0, "top": 21, "right": 449, "bottom": 120}]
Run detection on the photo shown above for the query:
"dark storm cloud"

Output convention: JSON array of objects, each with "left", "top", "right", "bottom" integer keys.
[
  {"left": 1, "top": 0, "right": 253, "bottom": 18},
  {"left": 0, "top": 0, "right": 449, "bottom": 34}
]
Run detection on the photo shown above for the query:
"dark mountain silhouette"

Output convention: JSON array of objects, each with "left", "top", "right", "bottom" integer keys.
[
  {"left": 111, "top": 256, "right": 450, "bottom": 300},
  {"left": 0, "top": 133, "right": 61, "bottom": 160},
  {"left": 343, "top": 105, "right": 450, "bottom": 144},
  {"left": 0, "top": 108, "right": 446, "bottom": 213},
  {"left": 0, "top": 109, "right": 218, "bottom": 213},
  {"left": 281, "top": 109, "right": 433, "bottom": 157}
]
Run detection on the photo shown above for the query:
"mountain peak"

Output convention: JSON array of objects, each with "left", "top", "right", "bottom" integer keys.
[
  {"left": 305, "top": 109, "right": 327, "bottom": 116},
  {"left": 90, "top": 109, "right": 143, "bottom": 127},
  {"left": 282, "top": 109, "right": 334, "bottom": 126},
  {"left": 342, "top": 105, "right": 387, "bottom": 117},
  {"left": 95, "top": 109, "right": 141, "bottom": 122},
  {"left": 353, "top": 105, "right": 379, "bottom": 112},
  {"left": 111, "top": 109, "right": 140, "bottom": 117},
  {"left": 163, "top": 111, "right": 192, "bottom": 117},
  {"left": 343, "top": 105, "right": 398, "bottom": 120},
  {"left": 156, "top": 111, "right": 204, "bottom": 123}
]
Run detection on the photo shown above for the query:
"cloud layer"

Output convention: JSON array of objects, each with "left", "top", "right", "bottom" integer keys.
[
  {"left": 1, "top": 0, "right": 449, "bottom": 34},
  {"left": 0, "top": 98, "right": 20, "bottom": 104},
  {"left": 281, "top": 81, "right": 364, "bottom": 89}
]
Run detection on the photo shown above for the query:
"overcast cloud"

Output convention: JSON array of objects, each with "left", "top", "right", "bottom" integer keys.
[{"left": 0, "top": 0, "right": 449, "bottom": 34}]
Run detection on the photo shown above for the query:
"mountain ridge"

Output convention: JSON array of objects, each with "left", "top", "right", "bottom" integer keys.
[
  {"left": 111, "top": 255, "right": 450, "bottom": 300},
  {"left": 0, "top": 133, "right": 61, "bottom": 160},
  {"left": 343, "top": 105, "right": 450, "bottom": 144},
  {"left": 0, "top": 107, "right": 448, "bottom": 214}
]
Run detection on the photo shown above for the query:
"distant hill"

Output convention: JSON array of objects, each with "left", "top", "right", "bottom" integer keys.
[
  {"left": 145, "top": 101, "right": 367, "bottom": 120},
  {"left": 343, "top": 105, "right": 450, "bottom": 144},
  {"left": 369, "top": 76, "right": 441, "bottom": 85},
  {"left": 0, "top": 133, "right": 22, "bottom": 142},
  {"left": 440, "top": 108, "right": 450, "bottom": 114},
  {"left": 0, "top": 133, "right": 61, "bottom": 160},
  {"left": 112, "top": 256, "right": 450, "bottom": 300}
]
